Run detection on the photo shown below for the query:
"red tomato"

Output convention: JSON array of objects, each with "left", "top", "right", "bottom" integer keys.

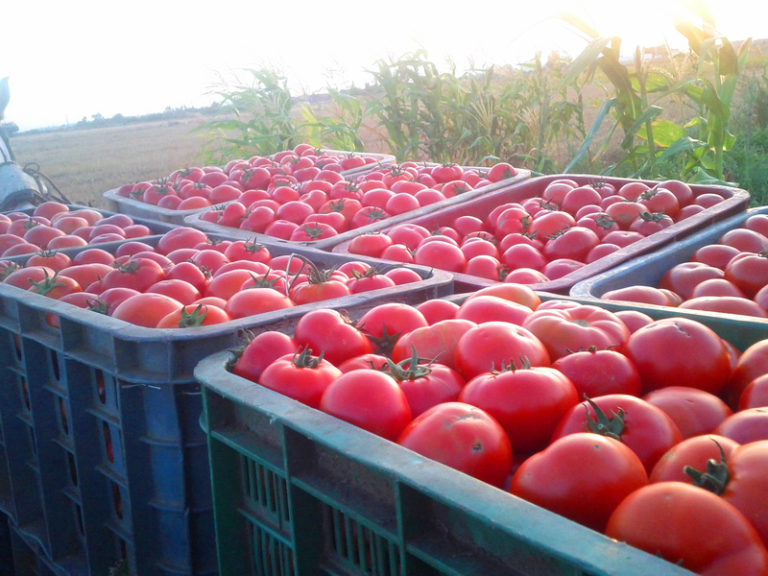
[
  {"left": 112, "top": 293, "right": 184, "bottom": 328},
  {"left": 625, "top": 318, "right": 732, "bottom": 395},
  {"left": 454, "top": 322, "right": 550, "bottom": 381},
  {"left": 642, "top": 386, "right": 733, "bottom": 439},
  {"left": 233, "top": 331, "right": 298, "bottom": 382},
  {"left": 740, "top": 375, "right": 768, "bottom": 410},
  {"left": 552, "top": 348, "right": 642, "bottom": 398},
  {"left": 390, "top": 319, "right": 476, "bottom": 371},
  {"left": 725, "top": 253, "right": 768, "bottom": 298},
  {"left": 649, "top": 434, "right": 740, "bottom": 484},
  {"left": 356, "top": 303, "right": 428, "bottom": 353},
  {"left": 415, "top": 299, "right": 459, "bottom": 324},
  {"left": 414, "top": 241, "right": 466, "bottom": 272},
  {"left": 511, "top": 434, "right": 648, "bottom": 532},
  {"left": 397, "top": 402, "right": 512, "bottom": 487},
  {"left": 660, "top": 262, "right": 724, "bottom": 300},
  {"left": 225, "top": 288, "right": 294, "bottom": 320},
  {"left": 606, "top": 482, "right": 768, "bottom": 575},
  {"left": 156, "top": 304, "right": 230, "bottom": 328},
  {"left": 101, "top": 258, "right": 165, "bottom": 293},
  {"left": 716, "top": 408, "right": 768, "bottom": 444},
  {"left": 455, "top": 295, "right": 533, "bottom": 325},
  {"left": 293, "top": 309, "right": 373, "bottom": 366},
  {"left": 258, "top": 348, "right": 342, "bottom": 409},
  {"left": 460, "top": 363, "right": 578, "bottom": 453},
  {"left": 728, "top": 341, "right": 768, "bottom": 409},
  {"left": 552, "top": 395, "right": 683, "bottom": 473},
  {"left": 522, "top": 303, "right": 630, "bottom": 361},
  {"left": 320, "top": 370, "right": 412, "bottom": 440}
]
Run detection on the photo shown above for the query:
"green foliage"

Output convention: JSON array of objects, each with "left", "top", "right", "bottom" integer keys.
[
  {"left": 194, "top": 69, "right": 300, "bottom": 165},
  {"left": 300, "top": 89, "right": 366, "bottom": 152}
]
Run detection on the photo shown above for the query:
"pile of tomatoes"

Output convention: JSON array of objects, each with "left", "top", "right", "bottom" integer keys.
[
  {"left": 343, "top": 178, "right": 727, "bottom": 284},
  {"left": 602, "top": 212, "right": 768, "bottom": 320},
  {"left": 0, "top": 227, "right": 424, "bottom": 329},
  {"left": 114, "top": 144, "right": 380, "bottom": 211},
  {"left": 232, "top": 285, "right": 768, "bottom": 575},
  {"left": 195, "top": 160, "right": 519, "bottom": 242},
  {"left": 0, "top": 203, "right": 154, "bottom": 257}
]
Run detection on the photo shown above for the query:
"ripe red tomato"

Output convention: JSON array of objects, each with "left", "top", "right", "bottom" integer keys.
[
  {"left": 511, "top": 434, "right": 648, "bottom": 532},
  {"left": 453, "top": 322, "right": 550, "bottom": 381},
  {"left": 320, "top": 370, "right": 412, "bottom": 440},
  {"left": 225, "top": 288, "right": 294, "bottom": 320},
  {"left": 455, "top": 295, "right": 533, "bottom": 326},
  {"left": 552, "top": 395, "right": 683, "bottom": 473},
  {"left": 459, "top": 363, "right": 578, "bottom": 453},
  {"left": 100, "top": 258, "right": 166, "bottom": 293},
  {"left": 112, "top": 293, "right": 184, "bottom": 328},
  {"left": 522, "top": 304, "right": 630, "bottom": 361},
  {"left": 552, "top": 348, "right": 642, "bottom": 398},
  {"left": 233, "top": 331, "right": 298, "bottom": 382},
  {"left": 397, "top": 402, "right": 512, "bottom": 487},
  {"left": 625, "top": 318, "right": 732, "bottom": 395},
  {"left": 649, "top": 434, "right": 740, "bottom": 484},
  {"left": 156, "top": 304, "right": 230, "bottom": 328},
  {"left": 293, "top": 309, "right": 372, "bottom": 366},
  {"left": 716, "top": 408, "right": 768, "bottom": 444},
  {"left": 643, "top": 386, "right": 733, "bottom": 439},
  {"left": 259, "top": 348, "right": 343, "bottom": 409},
  {"left": 356, "top": 303, "right": 428, "bottom": 352},
  {"left": 390, "top": 319, "right": 476, "bottom": 371},
  {"left": 606, "top": 482, "right": 768, "bottom": 575}
]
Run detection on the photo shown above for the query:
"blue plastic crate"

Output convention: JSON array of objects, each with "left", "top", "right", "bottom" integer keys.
[
  {"left": 570, "top": 207, "right": 768, "bottom": 327},
  {"left": 0, "top": 234, "right": 453, "bottom": 576},
  {"left": 1, "top": 513, "right": 14, "bottom": 576}
]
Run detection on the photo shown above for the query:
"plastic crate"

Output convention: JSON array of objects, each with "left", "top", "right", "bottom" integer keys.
[
  {"left": 102, "top": 150, "right": 396, "bottom": 226},
  {"left": 1, "top": 513, "right": 14, "bottom": 576},
  {"left": 0, "top": 236, "right": 451, "bottom": 576},
  {"left": 197, "top": 291, "right": 768, "bottom": 576},
  {"left": 332, "top": 175, "right": 750, "bottom": 293},
  {"left": 7, "top": 519, "right": 78, "bottom": 576},
  {"left": 569, "top": 207, "right": 768, "bottom": 326},
  {"left": 183, "top": 169, "right": 532, "bottom": 251}
]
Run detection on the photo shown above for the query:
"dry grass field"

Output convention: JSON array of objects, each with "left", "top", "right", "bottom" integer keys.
[{"left": 10, "top": 120, "right": 208, "bottom": 208}]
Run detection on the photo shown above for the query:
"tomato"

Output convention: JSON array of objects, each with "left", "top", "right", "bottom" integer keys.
[
  {"left": 680, "top": 296, "right": 768, "bottom": 318},
  {"left": 728, "top": 341, "right": 768, "bottom": 409},
  {"left": 740, "top": 375, "right": 768, "bottom": 410},
  {"left": 337, "top": 354, "right": 389, "bottom": 373},
  {"left": 660, "top": 262, "right": 724, "bottom": 300},
  {"left": 289, "top": 273, "right": 350, "bottom": 304},
  {"left": 716, "top": 408, "right": 768, "bottom": 444},
  {"left": 385, "top": 347, "right": 465, "bottom": 417},
  {"left": 720, "top": 228, "right": 768, "bottom": 253},
  {"left": 225, "top": 288, "right": 294, "bottom": 320},
  {"left": 649, "top": 434, "right": 740, "bottom": 484},
  {"left": 486, "top": 162, "right": 517, "bottom": 182},
  {"left": 552, "top": 395, "right": 683, "bottom": 473},
  {"left": 415, "top": 299, "right": 459, "bottom": 324},
  {"left": 608, "top": 482, "right": 768, "bottom": 575},
  {"left": 390, "top": 319, "right": 476, "bottom": 371},
  {"left": 522, "top": 304, "right": 630, "bottom": 361},
  {"left": 511, "top": 433, "right": 648, "bottom": 532},
  {"left": 431, "top": 163, "right": 464, "bottom": 184},
  {"left": 642, "top": 386, "right": 732, "bottom": 439},
  {"left": 233, "top": 331, "right": 298, "bottom": 382},
  {"left": 156, "top": 304, "right": 230, "bottom": 328},
  {"left": 397, "top": 402, "right": 512, "bottom": 487},
  {"left": 29, "top": 272, "right": 82, "bottom": 300},
  {"left": 101, "top": 258, "right": 165, "bottom": 293},
  {"left": 351, "top": 206, "right": 390, "bottom": 229},
  {"left": 156, "top": 227, "right": 208, "bottom": 255},
  {"left": 460, "top": 362, "right": 578, "bottom": 453},
  {"left": 552, "top": 348, "right": 642, "bottom": 398},
  {"left": 347, "top": 233, "right": 392, "bottom": 258},
  {"left": 146, "top": 279, "right": 201, "bottom": 306},
  {"left": 454, "top": 322, "right": 550, "bottom": 381},
  {"left": 112, "top": 293, "right": 184, "bottom": 328},
  {"left": 258, "top": 348, "right": 343, "bottom": 409},
  {"left": 690, "top": 278, "right": 746, "bottom": 298},
  {"left": 725, "top": 253, "right": 768, "bottom": 298},
  {"left": 293, "top": 309, "right": 373, "bottom": 366},
  {"left": 414, "top": 241, "right": 466, "bottom": 272},
  {"left": 356, "top": 303, "right": 428, "bottom": 353},
  {"left": 455, "top": 295, "right": 533, "bottom": 325},
  {"left": 320, "top": 370, "right": 412, "bottom": 440},
  {"left": 625, "top": 318, "right": 732, "bottom": 395}
]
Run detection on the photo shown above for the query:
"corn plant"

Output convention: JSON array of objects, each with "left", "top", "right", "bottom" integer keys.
[
  {"left": 193, "top": 69, "right": 300, "bottom": 164},
  {"left": 300, "top": 88, "right": 367, "bottom": 152}
]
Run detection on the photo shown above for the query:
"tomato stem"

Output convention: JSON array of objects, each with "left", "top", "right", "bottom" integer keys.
[{"left": 684, "top": 440, "right": 730, "bottom": 496}]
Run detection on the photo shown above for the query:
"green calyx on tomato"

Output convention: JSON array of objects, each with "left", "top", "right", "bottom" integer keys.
[
  {"left": 684, "top": 440, "right": 731, "bottom": 495},
  {"left": 86, "top": 298, "right": 109, "bottom": 315},
  {"left": 0, "top": 262, "right": 21, "bottom": 280},
  {"left": 28, "top": 270, "right": 65, "bottom": 296},
  {"left": 384, "top": 345, "right": 435, "bottom": 382},
  {"left": 584, "top": 396, "right": 626, "bottom": 441},
  {"left": 595, "top": 214, "right": 616, "bottom": 229},
  {"left": 638, "top": 211, "right": 666, "bottom": 222},
  {"left": 246, "top": 271, "right": 281, "bottom": 290},
  {"left": 243, "top": 239, "right": 266, "bottom": 253},
  {"left": 175, "top": 304, "right": 209, "bottom": 328},
  {"left": 490, "top": 355, "right": 533, "bottom": 374},
  {"left": 290, "top": 346, "right": 327, "bottom": 369}
]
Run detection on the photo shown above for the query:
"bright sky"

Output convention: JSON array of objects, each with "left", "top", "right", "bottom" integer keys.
[{"left": 2, "top": 0, "right": 767, "bottom": 131}]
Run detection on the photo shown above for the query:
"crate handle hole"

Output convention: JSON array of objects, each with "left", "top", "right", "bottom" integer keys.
[
  {"left": 20, "top": 377, "right": 31, "bottom": 410},
  {"left": 75, "top": 503, "right": 85, "bottom": 536},
  {"left": 13, "top": 334, "right": 22, "bottom": 360}
]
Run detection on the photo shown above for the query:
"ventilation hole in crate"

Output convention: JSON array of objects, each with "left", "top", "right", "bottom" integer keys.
[
  {"left": 13, "top": 333, "right": 22, "bottom": 360},
  {"left": 112, "top": 482, "right": 123, "bottom": 519},
  {"left": 50, "top": 349, "right": 60, "bottom": 381},
  {"left": 68, "top": 451, "right": 78, "bottom": 487},
  {"left": 96, "top": 369, "right": 106, "bottom": 404},
  {"left": 102, "top": 421, "right": 114, "bottom": 464},
  {"left": 326, "top": 505, "right": 401, "bottom": 576},
  {"left": 119, "top": 537, "right": 128, "bottom": 559},
  {"left": 75, "top": 503, "right": 85, "bottom": 536},
  {"left": 21, "top": 376, "right": 31, "bottom": 410},
  {"left": 29, "top": 426, "right": 37, "bottom": 456},
  {"left": 249, "top": 521, "right": 296, "bottom": 576},
  {"left": 58, "top": 397, "right": 69, "bottom": 435},
  {"left": 242, "top": 455, "right": 290, "bottom": 527}
]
